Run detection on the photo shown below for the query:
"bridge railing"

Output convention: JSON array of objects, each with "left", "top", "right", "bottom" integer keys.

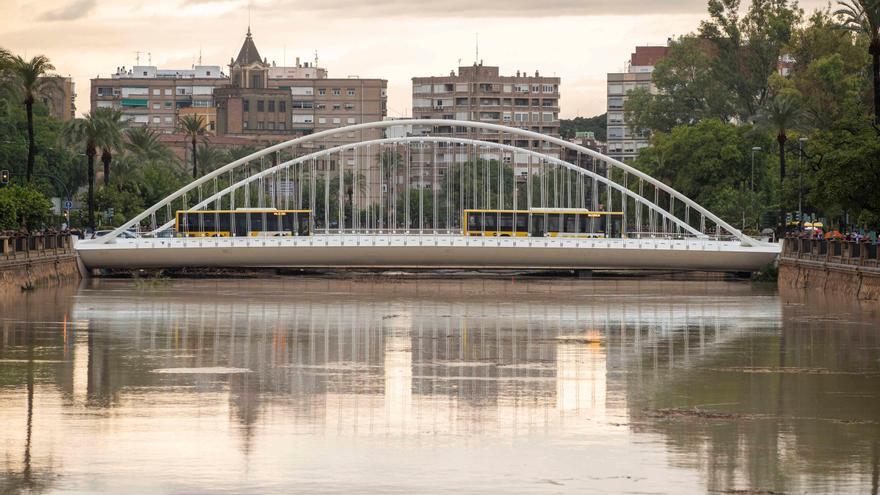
[
  {"left": 0, "top": 233, "right": 74, "bottom": 263},
  {"left": 782, "top": 235, "right": 880, "bottom": 269}
]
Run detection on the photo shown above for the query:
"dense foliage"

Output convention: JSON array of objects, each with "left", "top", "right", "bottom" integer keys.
[
  {"left": 560, "top": 114, "right": 607, "bottom": 140},
  {"left": 626, "top": 1, "right": 880, "bottom": 233}
]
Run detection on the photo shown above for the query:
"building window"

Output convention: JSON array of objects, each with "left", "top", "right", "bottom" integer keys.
[
  {"left": 332, "top": 88, "right": 341, "bottom": 96},
  {"left": 257, "top": 100, "right": 264, "bottom": 112},
  {"left": 278, "top": 122, "right": 285, "bottom": 130},
  {"left": 332, "top": 117, "right": 341, "bottom": 124},
  {"left": 209, "top": 121, "right": 215, "bottom": 131},
  {"left": 251, "top": 74, "right": 262, "bottom": 88},
  {"left": 152, "top": 116, "right": 160, "bottom": 124},
  {"left": 164, "top": 102, "right": 172, "bottom": 108},
  {"left": 318, "top": 118, "right": 326, "bottom": 124},
  {"left": 344, "top": 103, "right": 354, "bottom": 110},
  {"left": 347, "top": 117, "right": 356, "bottom": 124},
  {"left": 243, "top": 100, "right": 250, "bottom": 112},
  {"left": 164, "top": 89, "right": 172, "bottom": 96},
  {"left": 279, "top": 101, "right": 286, "bottom": 113},
  {"left": 243, "top": 121, "right": 249, "bottom": 129},
  {"left": 268, "top": 121, "right": 275, "bottom": 130},
  {"left": 268, "top": 100, "right": 275, "bottom": 112},
  {"left": 152, "top": 103, "right": 160, "bottom": 110},
  {"left": 347, "top": 89, "right": 355, "bottom": 96},
  {"left": 291, "top": 100, "right": 314, "bottom": 109},
  {"left": 257, "top": 121, "right": 264, "bottom": 129},
  {"left": 542, "top": 84, "right": 555, "bottom": 93},
  {"left": 152, "top": 89, "right": 160, "bottom": 96},
  {"left": 332, "top": 104, "right": 341, "bottom": 110},
  {"left": 164, "top": 116, "right": 172, "bottom": 123},
  {"left": 318, "top": 88, "right": 326, "bottom": 96}
]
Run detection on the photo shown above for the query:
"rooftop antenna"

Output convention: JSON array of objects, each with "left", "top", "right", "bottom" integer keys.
[
  {"left": 148, "top": 52, "right": 152, "bottom": 65},
  {"left": 247, "top": 0, "right": 252, "bottom": 34},
  {"left": 198, "top": 47, "right": 203, "bottom": 66},
  {"left": 475, "top": 33, "right": 479, "bottom": 64},
  {"left": 134, "top": 51, "right": 142, "bottom": 65},
  {"left": 314, "top": 50, "right": 319, "bottom": 68}
]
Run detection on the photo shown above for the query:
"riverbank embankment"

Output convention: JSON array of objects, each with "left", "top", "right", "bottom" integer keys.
[
  {"left": 0, "top": 233, "right": 80, "bottom": 292},
  {"left": 778, "top": 237, "right": 880, "bottom": 302}
]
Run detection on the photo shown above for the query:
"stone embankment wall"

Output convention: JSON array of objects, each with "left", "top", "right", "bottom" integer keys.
[
  {"left": 0, "top": 234, "right": 81, "bottom": 292},
  {"left": 778, "top": 237, "right": 880, "bottom": 302}
]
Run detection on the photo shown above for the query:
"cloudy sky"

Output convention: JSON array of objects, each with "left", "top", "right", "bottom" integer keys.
[{"left": 0, "top": 0, "right": 830, "bottom": 119}]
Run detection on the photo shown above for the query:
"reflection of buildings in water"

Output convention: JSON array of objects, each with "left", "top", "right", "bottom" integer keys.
[
  {"left": 66, "top": 281, "right": 793, "bottom": 446},
  {"left": 383, "top": 313, "right": 412, "bottom": 434},
  {"left": 556, "top": 334, "right": 605, "bottom": 417}
]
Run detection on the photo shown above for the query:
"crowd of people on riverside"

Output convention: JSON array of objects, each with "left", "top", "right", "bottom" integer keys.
[{"left": 789, "top": 223, "right": 879, "bottom": 244}]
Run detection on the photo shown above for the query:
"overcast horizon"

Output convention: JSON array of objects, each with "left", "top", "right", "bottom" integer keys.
[{"left": 1, "top": 0, "right": 831, "bottom": 119}]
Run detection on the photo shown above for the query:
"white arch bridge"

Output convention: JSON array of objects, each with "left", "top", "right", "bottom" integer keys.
[{"left": 77, "top": 120, "right": 779, "bottom": 272}]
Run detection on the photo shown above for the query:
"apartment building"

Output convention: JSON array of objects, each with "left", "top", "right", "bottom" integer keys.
[
  {"left": 214, "top": 29, "right": 387, "bottom": 144},
  {"left": 41, "top": 76, "right": 76, "bottom": 122},
  {"left": 411, "top": 63, "right": 561, "bottom": 186},
  {"left": 91, "top": 64, "right": 226, "bottom": 133},
  {"left": 606, "top": 45, "right": 668, "bottom": 163}
]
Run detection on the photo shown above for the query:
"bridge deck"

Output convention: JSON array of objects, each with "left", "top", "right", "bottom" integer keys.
[{"left": 76, "top": 235, "right": 780, "bottom": 272}]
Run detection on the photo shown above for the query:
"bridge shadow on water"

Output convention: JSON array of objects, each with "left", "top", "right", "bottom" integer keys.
[{"left": 0, "top": 278, "right": 878, "bottom": 493}]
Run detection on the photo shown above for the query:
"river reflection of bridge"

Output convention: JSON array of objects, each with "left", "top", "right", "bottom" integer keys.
[
  {"left": 4, "top": 279, "right": 878, "bottom": 493},
  {"left": 64, "top": 278, "right": 781, "bottom": 437}
]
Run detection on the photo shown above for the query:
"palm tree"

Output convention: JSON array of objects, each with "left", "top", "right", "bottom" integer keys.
[
  {"left": 758, "top": 91, "right": 805, "bottom": 236},
  {"left": 195, "top": 142, "right": 227, "bottom": 174},
  {"left": 6, "top": 55, "right": 57, "bottom": 182},
  {"left": 178, "top": 115, "right": 207, "bottom": 178},
  {"left": 125, "top": 126, "right": 174, "bottom": 163},
  {"left": 94, "top": 108, "right": 125, "bottom": 186},
  {"left": 837, "top": 0, "right": 880, "bottom": 123},
  {"left": 61, "top": 113, "right": 102, "bottom": 231}
]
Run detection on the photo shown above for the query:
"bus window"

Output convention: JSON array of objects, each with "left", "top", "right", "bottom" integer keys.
[
  {"left": 499, "top": 213, "right": 513, "bottom": 232},
  {"left": 564, "top": 214, "right": 576, "bottom": 233},
  {"left": 202, "top": 214, "right": 216, "bottom": 232},
  {"left": 516, "top": 214, "right": 528, "bottom": 232},
  {"left": 580, "top": 215, "right": 589, "bottom": 233},
  {"left": 250, "top": 213, "right": 264, "bottom": 232},
  {"left": 468, "top": 213, "right": 481, "bottom": 231},
  {"left": 484, "top": 214, "right": 497, "bottom": 231},
  {"left": 547, "top": 214, "right": 560, "bottom": 232}
]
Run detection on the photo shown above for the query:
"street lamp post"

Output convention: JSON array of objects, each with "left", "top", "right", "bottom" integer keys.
[
  {"left": 798, "top": 137, "right": 807, "bottom": 230},
  {"left": 751, "top": 147, "right": 762, "bottom": 230}
]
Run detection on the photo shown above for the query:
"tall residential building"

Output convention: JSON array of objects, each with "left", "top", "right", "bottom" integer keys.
[
  {"left": 91, "top": 64, "right": 227, "bottom": 133},
  {"left": 411, "top": 63, "right": 561, "bottom": 184},
  {"left": 41, "top": 76, "right": 76, "bottom": 122},
  {"left": 606, "top": 45, "right": 668, "bottom": 163}
]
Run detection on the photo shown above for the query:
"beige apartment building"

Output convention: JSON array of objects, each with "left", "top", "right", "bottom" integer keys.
[
  {"left": 90, "top": 29, "right": 387, "bottom": 145},
  {"left": 91, "top": 64, "right": 227, "bottom": 133},
  {"left": 411, "top": 63, "right": 561, "bottom": 185},
  {"left": 40, "top": 76, "right": 76, "bottom": 122},
  {"left": 606, "top": 45, "right": 668, "bottom": 163}
]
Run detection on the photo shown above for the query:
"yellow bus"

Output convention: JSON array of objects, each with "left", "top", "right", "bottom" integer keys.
[
  {"left": 463, "top": 209, "right": 623, "bottom": 238},
  {"left": 176, "top": 209, "right": 312, "bottom": 237}
]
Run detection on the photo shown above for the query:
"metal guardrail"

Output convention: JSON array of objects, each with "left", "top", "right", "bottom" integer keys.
[
  {"left": 782, "top": 235, "right": 880, "bottom": 270},
  {"left": 0, "top": 233, "right": 74, "bottom": 263}
]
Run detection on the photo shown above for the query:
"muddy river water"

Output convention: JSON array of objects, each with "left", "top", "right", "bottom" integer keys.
[{"left": 1, "top": 277, "right": 878, "bottom": 494}]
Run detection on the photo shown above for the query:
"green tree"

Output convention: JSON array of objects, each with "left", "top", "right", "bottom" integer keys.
[
  {"left": 836, "top": 0, "right": 880, "bottom": 124},
  {"left": 195, "top": 142, "right": 228, "bottom": 174},
  {"left": 560, "top": 115, "right": 607, "bottom": 140},
  {"left": 5, "top": 54, "right": 57, "bottom": 182},
  {"left": 124, "top": 126, "right": 175, "bottom": 163},
  {"left": 178, "top": 115, "right": 207, "bottom": 178},
  {"left": 635, "top": 119, "right": 773, "bottom": 228},
  {"left": 626, "top": 36, "right": 733, "bottom": 134},
  {"left": 699, "top": 0, "right": 803, "bottom": 121},
  {"left": 94, "top": 108, "right": 125, "bottom": 186},
  {"left": 61, "top": 113, "right": 103, "bottom": 231},
  {"left": 0, "top": 184, "right": 52, "bottom": 230},
  {"left": 757, "top": 89, "right": 806, "bottom": 233}
]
